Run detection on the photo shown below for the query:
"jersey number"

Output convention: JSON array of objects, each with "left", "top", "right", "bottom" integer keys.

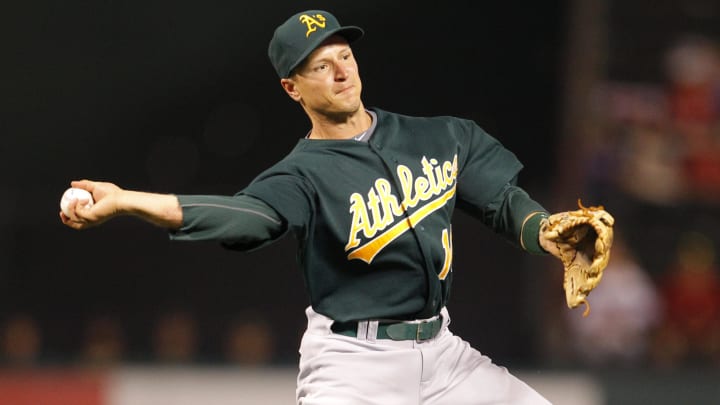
[{"left": 439, "top": 228, "right": 453, "bottom": 280}]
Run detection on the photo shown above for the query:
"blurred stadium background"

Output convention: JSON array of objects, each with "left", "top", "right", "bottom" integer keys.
[{"left": 2, "top": 0, "right": 720, "bottom": 404}]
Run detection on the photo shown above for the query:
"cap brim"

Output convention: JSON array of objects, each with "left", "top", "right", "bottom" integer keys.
[{"left": 287, "top": 26, "right": 364, "bottom": 76}]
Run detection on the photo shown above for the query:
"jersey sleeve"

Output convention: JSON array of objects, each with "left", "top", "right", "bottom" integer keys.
[
  {"left": 169, "top": 194, "right": 286, "bottom": 251},
  {"left": 454, "top": 121, "right": 549, "bottom": 254},
  {"left": 455, "top": 121, "right": 524, "bottom": 211},
  {"left": 478, "top": 178, "right": 549, "bottom": 254},
  {"left": 239, "top": 172, "right": 315, "bottom": 240}
]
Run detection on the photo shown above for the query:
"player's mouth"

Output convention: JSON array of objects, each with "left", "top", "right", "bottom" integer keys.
[{"left": 336, "top": 85, "right": 355, "bottom": 95}]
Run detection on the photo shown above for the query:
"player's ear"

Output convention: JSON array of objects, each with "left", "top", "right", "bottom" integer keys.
[{"left": 280, "top": 78, "right": 301, "bottom": 102}]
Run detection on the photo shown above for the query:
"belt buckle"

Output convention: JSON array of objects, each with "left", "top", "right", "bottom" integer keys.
[{"left": 415, "top": 318, "right": 433, "bottom": 341}]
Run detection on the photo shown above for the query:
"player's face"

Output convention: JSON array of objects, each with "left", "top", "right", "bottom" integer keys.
[{"left": 290, "top": 36, "right": 363, "bottom": 117}]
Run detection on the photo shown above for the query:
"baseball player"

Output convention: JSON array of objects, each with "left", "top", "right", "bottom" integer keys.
[{"left": 61, "top": 10, "right": 557, "bottom": 404}]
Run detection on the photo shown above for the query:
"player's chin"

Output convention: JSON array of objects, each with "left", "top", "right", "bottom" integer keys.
[{"left": 333, "top": 96, "right": 362, "bottom": 113}]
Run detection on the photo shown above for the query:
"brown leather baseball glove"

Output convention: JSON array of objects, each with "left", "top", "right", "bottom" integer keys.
[{"left": 540, "top": 199, "right": 615, "bottom": 317}]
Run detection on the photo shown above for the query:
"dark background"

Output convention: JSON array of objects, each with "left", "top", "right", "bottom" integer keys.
[{"left": 1, "top": 1, "right": 567, "bottom": 365}]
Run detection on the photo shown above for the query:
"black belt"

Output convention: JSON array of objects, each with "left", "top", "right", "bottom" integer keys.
[{"left": 331, "top": 316, "right": 443, "bottom": 341}]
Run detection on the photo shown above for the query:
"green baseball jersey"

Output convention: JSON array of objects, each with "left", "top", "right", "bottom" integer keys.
[{"left": 233, "top": 108, "right": 546, "bottom": 321}]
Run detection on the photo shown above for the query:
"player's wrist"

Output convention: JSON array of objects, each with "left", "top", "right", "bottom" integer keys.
[{"left": 521, "top": 211, "right": 550, "bottom": 255}]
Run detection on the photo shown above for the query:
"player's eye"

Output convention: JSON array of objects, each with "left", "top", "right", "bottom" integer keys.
[{"left": 313, "top": 63, "right": 329, "bottom": 72}]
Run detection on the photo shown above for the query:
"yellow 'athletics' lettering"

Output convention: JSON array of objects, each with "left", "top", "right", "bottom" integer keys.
[{"left": 345, "top": 155, "right": 458, "bottom": 263}]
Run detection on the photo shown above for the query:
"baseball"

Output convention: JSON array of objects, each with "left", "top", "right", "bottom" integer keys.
[{"left": 60, "top": 187, "right": 94, "bottom": 217}]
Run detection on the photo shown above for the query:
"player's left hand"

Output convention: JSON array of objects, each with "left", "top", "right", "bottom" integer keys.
[{"left": 539, "top": 199, "right": 614, "bottom": 316}]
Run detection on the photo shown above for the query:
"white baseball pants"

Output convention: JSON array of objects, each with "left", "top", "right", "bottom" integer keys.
[{"left": 296, "top": 306, "right": 552, "bottom": 404}]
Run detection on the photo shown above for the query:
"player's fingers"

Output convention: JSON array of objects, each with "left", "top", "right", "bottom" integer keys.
[
  {"left": 64, "top": 198, "right": 80, "bottom": 221},
  {"left": 60, "top": 210, "right": 86, "bottom": 230},
  {"left": 65, "top": 220, "right": 86, "bottom": 230},
  {"left": 75, "top": 197, "right": 92, "bottom": 209},
  {"left": 72, "top": 180, "right": 122, "bottom": 202},
  {"left": 71, "top": 179, "right": 94, "bottom": 192},
  {"left": 66, "top": 198, "right": 96, "bottom": 223}
]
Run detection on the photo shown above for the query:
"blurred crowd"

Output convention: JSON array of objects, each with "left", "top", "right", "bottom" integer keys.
[
  {"left": 546, "top": 34, "right": 720, "bottom": 370},
  {"left": 0, "top": 309, "right": 278, "bottom": 368}
]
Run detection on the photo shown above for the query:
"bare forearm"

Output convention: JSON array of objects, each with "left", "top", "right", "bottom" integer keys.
[{"left": 117, "top": 190, "right": 183, "bottom": 229}]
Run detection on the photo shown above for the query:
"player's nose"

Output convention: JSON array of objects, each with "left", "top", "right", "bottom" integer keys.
[{"left": 334, "top": 62, "right": 351, "bottom": 80}]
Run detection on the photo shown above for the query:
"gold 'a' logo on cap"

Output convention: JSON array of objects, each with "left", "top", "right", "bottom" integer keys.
[{"left": 299, "top": 14, "right": 327, "bottom": 38}]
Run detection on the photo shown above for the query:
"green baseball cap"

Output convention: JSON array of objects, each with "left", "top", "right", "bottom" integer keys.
[{"left": 268, "top": 10, "right": 364, "bottom": 78}]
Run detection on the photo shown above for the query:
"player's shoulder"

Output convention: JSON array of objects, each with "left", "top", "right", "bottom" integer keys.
[
  {"left": 372, "top": 108, "right": 487, "bottom": 142},
  {"left": 372, "top": 107, "right": 479, "bottom": 130}
]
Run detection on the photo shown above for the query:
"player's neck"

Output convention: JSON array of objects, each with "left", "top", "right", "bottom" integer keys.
[{"left": 307, "top": 107, "right": 372, "bottom": 140}]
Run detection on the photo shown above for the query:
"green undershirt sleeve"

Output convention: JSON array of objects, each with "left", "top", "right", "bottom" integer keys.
[{"left": 520, "top": 211, "right": 549, "bottom": 255}]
